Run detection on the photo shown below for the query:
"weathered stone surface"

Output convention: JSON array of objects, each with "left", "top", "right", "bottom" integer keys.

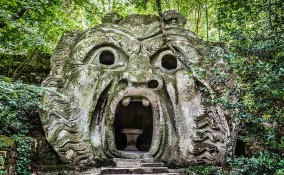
[
  {"left": 100, "top": 158, "right": 176, "bottom": 175},
  {"left": 40, "top": 11, "right": 238, "bottom": 167},
  {"left": 116, "top": 161, "right": 141, "bottom": 168},
  {"left": 31, "top": 137, "right": 60, "bottom": 166},
  {"left": 100, "top": 167, "right": 169, "bottom": 174},
  {"left": 113, "top": 158, "right": 154, "bottom": 163},
  {"left": 141, "top": 162, "right": 164, "bottom": 167}
]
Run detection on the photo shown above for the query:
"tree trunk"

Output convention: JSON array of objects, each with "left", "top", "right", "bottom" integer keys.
[
  {"left": 206, "top": 5, "right": 209, "bottom": 41},
  {"left": 195, "top": 5, "right": 201, "bottom": 35}
]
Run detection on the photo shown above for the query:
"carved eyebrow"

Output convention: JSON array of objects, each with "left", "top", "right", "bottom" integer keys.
[
  {"left": 73, "top": 26, "right": 145, "bottom": 64},
  {"left": 73, "top": 37, "right": 129, "bottom": 62},
  {"left": 83, "top": 44, "right": 120, "bottom": 64},
  {"left": 141, "top": 38, "right": 166, "bottom": 57},
  {"left": 149, "top": 47, "right": 170, "bottom": 59}
]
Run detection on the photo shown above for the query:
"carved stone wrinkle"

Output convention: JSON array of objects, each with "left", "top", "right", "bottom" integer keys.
[{"left": 40, "top": 11, "right": 238, "bottom": 167}]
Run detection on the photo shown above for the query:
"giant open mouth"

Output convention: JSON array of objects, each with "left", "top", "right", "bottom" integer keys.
[{"left": 114, "top": 96, "right": 153, "bottom": 152}]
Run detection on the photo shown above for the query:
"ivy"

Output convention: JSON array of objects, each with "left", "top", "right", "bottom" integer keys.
[
  {"left": 185, "top": 165, "right": 225, "bottom": 175},
  {"left": 0, "top": 76, "right": 43, "bottom": 135},
  {"left": 215, "top": 0, "right": 284, "bottom": 174},
  {"left": 227, "top": 152, "right": 284, "bottom": 175},
  {"left": 0, "top": 76, "right": 43, "bottom": 173},
  {"left": 13, "top": 135, "right": 32, "bottom": 174}
]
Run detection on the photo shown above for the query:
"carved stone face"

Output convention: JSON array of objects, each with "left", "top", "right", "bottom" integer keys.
[{"left": 40, "top": 11, "right": 237, "bottom": 166}]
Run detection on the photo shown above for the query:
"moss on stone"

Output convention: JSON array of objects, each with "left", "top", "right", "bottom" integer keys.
[{"left": 0, "top": 135, "right": 15, "bottom": 149}]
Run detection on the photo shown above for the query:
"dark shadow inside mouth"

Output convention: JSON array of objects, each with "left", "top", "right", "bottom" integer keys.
[{"left": 114, "top": 100, "right": 153, "bottom": 152}]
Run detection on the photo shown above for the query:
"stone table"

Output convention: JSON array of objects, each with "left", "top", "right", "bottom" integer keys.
[{"left": 121, "top": 128, "right": 143, "bottom": 151}]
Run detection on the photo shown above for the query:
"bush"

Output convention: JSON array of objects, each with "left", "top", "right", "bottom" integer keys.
[
  {"left": 0, "top": 76, "right": 43, "bottom": 173},
  {"left": 228, "top": 152, "right": 284, "bottom": 175},
  {"left": 0, "top": 76, "right": 43, "bottom": 135},
  {"left": 185, "top": 165, "right": 225, "bottom": 175}
]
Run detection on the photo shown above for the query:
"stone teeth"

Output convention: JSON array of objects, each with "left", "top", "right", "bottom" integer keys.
[
  {"left": 122, "top": 97, "right": 131, "bottom": 106},
  {"left": 142, "top": 97, "right": 150, "bottom": 107}
]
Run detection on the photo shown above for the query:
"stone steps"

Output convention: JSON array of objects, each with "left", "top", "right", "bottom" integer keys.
[
  {"left": 141, "top": 162, "right": 164, "bottom": 167},
  {"left": 116, "top": 162, "right": 165, "bottom": 168},
  {"left": 101, "top": 173, "right": 179, "bottom": 175},
  {"left": 100, "top": 167, "right": 169, "bottom": 174},
  {"left": 99, "top": 158, "right": 179, "bottom": 175},
  {"left": 113, "top": 158, "right": 154, "bottom": 163}
]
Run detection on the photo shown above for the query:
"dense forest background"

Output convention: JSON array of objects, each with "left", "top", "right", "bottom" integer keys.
[{"left": 0, "top": 0, "right": 283, "bottom": 174}]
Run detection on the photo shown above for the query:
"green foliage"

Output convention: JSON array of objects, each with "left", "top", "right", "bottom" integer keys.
[
  {"left": 227, "top": 152, "right": 284, "bottom": 175},
  {"left": 0, "top": 0, "right": 88, "bottom": 54},
  {"left": 0, "top": 76, "right": 43, "bottom": 173},
  {"left": 185, "top": 152, "right": 284, "bottom": 175},
  {"left": 0, "top": 76, "right": 43, "bottom": 135},
  {"left": 185, "top": 165, "right": 225, "bottom": 175},
  {"left": 215, "top": 0, "right": 284, "bottom": 174},
  {"left": 13, "top": 135, "right": 32, "bottom": 174},
  {"left": 0, "top": 155, "right": 5, "bottom": 167},
  {"left": 217, "top": 0, "right": 284, "bottom": 153}
]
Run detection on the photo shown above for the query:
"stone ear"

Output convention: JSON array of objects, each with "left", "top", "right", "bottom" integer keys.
[
  {"left": 163, "top": 10, "right": 187, "bottom": 27},
  {"left": 102, "top": 12, "right": 123, "bottom": 24},
  {"left": 42, "top": 31, "right": 82, "bottom": 88},
  {"left": 50, "top": 31, "right": 82, "bottom": 76}
]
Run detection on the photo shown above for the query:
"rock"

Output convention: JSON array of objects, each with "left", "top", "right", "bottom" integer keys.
[{"left": 40, "top": 11, "right": 238, "bottom": 167}]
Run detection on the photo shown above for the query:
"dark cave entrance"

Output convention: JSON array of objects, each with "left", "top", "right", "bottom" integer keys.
[{"left": 114, "top": 98, "right": 153, "bottom": 152}]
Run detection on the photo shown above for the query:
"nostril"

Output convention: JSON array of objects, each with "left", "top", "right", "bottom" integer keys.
[
  {"left": 118, "top": 78, "right": 128, "bottom": 88},
  {"left": 148, "top": 80, "right": 159, "bottom": 89}
]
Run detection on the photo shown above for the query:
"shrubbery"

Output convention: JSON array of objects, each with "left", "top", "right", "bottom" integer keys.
[
  {"left": 186, "top": 0, "right": 284, "bottom": 174},
  {"left": 0, "top": 76, "right": 43, "bottom": 135},
  {"left": 0, "top": 76, "right": 43, "bottom": 173}
]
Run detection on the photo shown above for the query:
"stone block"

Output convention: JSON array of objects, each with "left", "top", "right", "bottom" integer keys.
[
  {"left": 116, "top": 161, "right": 141, "bottom": 168},
  {"left": 0, "top": 151, "right": 8, "bottom": 158},
  {"left": 141, "top": 162, "right": 165, "bottom": 167},
  {"left": 113, "top": 158, "right": 154, "bottom": 163},
  {"left": 100, "top": 167, "right": 169, "bottom": 174}
]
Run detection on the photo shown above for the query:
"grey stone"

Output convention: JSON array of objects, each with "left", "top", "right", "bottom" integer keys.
[
  {"left": 116, "top": 161, "right": 141, "bottom": 168},
  {"left": 99, "top": 173, "right": 180, "bottom": 175},
  {"left": 100, "top": 167, "right": 169, "bottom": 174},
  {"left": 113, "top": 158, "right": 154, "bottom": 163},
  {"left": 141, "top": 163, "right": 164, "bottom": 167},
  {"left": 40, "top": 11, "right": 238, "bottom": 167}
]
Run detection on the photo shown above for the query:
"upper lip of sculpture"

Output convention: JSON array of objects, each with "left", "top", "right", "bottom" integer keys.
[
  {"left": 110, "top": 87, "right": 159, "bottom": 116},
  {"left": 121, "top": 96, "right": 150, "bottom": 107}
]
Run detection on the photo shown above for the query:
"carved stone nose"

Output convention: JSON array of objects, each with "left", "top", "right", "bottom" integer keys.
[
  {"left": 128, "top": 54, "right": 152, "bottom": 71},
  {"left": 121, "top": 71, "right": 162, "bottom": 90},
  {"left": 120, "top": 54, "right": 163, "bottom": 89}
]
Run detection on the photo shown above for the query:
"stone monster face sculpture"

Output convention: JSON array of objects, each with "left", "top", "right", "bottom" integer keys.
[{"left": 40, "top": 11, "right": 238, "bottom": 166}]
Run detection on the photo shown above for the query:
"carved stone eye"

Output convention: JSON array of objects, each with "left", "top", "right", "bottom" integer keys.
[
  {"left": 99, "top": 50, "right": 115, "bottom": 65},
  {"left": 161, "top": 54, "right": 177, "bottom": 70},
  {"left": 152, "top": 50, "right": 183, "bottom": 73}
]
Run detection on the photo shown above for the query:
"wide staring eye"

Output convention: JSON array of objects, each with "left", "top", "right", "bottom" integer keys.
[
  {"left": 161, "top": 54, "right": 177, "bottom": 70},
  {"left": 85, "top": 46, "right": 125, "bottom": 69},
  {"left": 99, "top": 50, "right": 115, "bottom": 65},
  {"left": 152, "top": 50, "right": 183, "bottom": 73}
]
